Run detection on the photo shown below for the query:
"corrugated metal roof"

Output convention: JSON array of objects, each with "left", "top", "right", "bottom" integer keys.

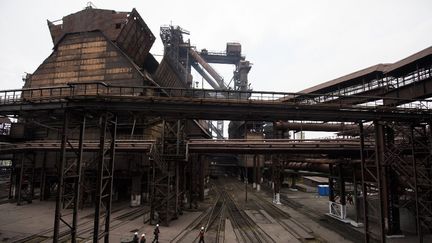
[
  {"left": 300, "top": 63, "right": 390, "bottom": 94},
  {"left": 298, "top": 45, "right": 432, "bottom": 95},
  {"left": 384, "top": 46, "right": 432, "bottom": 74}
]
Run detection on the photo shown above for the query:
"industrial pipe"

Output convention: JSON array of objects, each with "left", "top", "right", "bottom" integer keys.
[
  {"left": 274, "top": 121, "right": 358, "bottom": 132},
  {"left": 284, "top": 162, "right": 329, "bottom": 173},
  {"left": 191, "top": 63, "right": 220, "bottom": 90},
  {"left": 189, "top": 49, "right": 227, "bottom": 89}
]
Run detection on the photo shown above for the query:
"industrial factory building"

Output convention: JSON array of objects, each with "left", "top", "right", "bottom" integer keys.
[{"left": 0, "top": 4, "right": 431, "bottom": 243}]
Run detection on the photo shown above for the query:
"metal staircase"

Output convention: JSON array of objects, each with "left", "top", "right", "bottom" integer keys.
[
  {"left": 150, "top": 120, "right": 186, "bottom": 226},
  {"left": 16, "top": 152, "right": 36, "bottom": 205}
]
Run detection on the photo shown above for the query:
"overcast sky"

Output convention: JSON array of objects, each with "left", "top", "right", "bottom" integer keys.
[{"left": 0, "top": 0, "right": 431, "bottom": 92}]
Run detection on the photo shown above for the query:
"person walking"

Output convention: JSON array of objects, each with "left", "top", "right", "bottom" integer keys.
[
  {"left": 140, "top": 233, "right": 146, "bottom": 243},
  {"left": 152, "top": 224, "right": 160, "bottom": 243},
  {"left": 198, "top": 226, "right": 205, "bottom": 243},
  {"left": 347, "top": 193, "right": 354, "bottom": 205},
  {"left": 132, "top": 232, "right": 139, "bottom": 243}
]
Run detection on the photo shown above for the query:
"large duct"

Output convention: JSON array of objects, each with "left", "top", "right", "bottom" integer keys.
[
  {"left": 190, "top": 49, "right": 227, "bottom": 89},
  {"left": 285, "top": 162, "right": 329, "bottom": 173},
  {"left": 191, "top": 63, "right": 220, "bottom": 89},
  {"left": 274, "top": 121, "right": 358, "bottom": 132}
]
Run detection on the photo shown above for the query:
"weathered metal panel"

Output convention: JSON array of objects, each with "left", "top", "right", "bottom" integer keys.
[
  {"left": 10, "top": 123, "right": 25, "bottom": 139},
  {"left": 226, "top": 42, "right": 241, "bottom": 56},
  {"left": 154, "top": 57, "right": 186, "bottom": 89},
  {"left": 48, "top": 8, "right": 129, "bottom": 45},
  {"left": 116, "top": 8, "right": 155, "bottom": 67},
  {"left": 25, "top": 31, "right": 151, "bottom": 92}
]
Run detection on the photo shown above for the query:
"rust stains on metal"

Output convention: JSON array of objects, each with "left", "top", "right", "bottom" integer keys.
[
  {"left": 48, "top": 7, "right": 129, "bottom": 45},
  {"left": 47, "top": 7, "right": 155, "bottom": 68},
  {"left": 299, "top": 63, "right": 390, "bottom": 95},
  {"left": 154, "top": 57, "right": 189, "bottom": 89},
  {"left": 384, "top": 46, "right": 432, "bottom": 76},
  {"left": 24, "top": 31, "right": 153, "bottom": 89},
  {"left": 116, "top": 8, "right": 156, "bottom": 68}
]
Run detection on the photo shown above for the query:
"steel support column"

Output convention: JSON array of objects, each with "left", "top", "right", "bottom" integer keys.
[
  {"left": 53, "top": 111, "right": 86, "bottom": 243},
  {"left": 382, "top": 125, "right": 401, "bottom": 236},
  {"left": 17, "top": 152, "right": 35, "bottom": 205},
  {"left": 359, "top": 122, "right": 369, "bottom": 243},
  {"left": 150, "top": 119, "right": 185, "bottom": 225},
  {"left": 53, "top": 112, "right": 69, "bottom": 242},
  {"left": 411, "top": 125, "right": 422, "bottom": 242},
  {"left": 338, "top": 164, "right": 346, "bottom": 206},
  {"left": 360, "top": 121, "right": 384, "bottom": 243},
  {"left": 257, "top": 155, "right": 261, "bottom": 191},
  {"left": 329, "top": 163, "right": 335, "bottom": 202},
  {"left": 272, "top": 155, "right": 281, "bottom": 204},
  {"left": 353, "top": 164, "right": 361, "bottom": 223},
  {"left": 374, "top": 121, "right": 386, "bottom": 242},
  {"left": 93, "top": 113, "right": 117, "bottom": 242},
  {"left": 253, "top": 154, "right": 257, "bottom": 188},
  {"left": 8, "top": 157, "right": 15, "bottom": 200},
  {"left": 40, "top": 151, "right": 47, "bottom": 201}
]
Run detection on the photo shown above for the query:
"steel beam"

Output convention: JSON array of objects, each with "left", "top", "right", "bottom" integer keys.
[
  {"left": 53, "top": 111, "right": 86, "bottom": 243},
  {"left": 411, "top": 125, "right": 423, "bottom": 242},
  {"left": 93, "top": 113, "right": 117, "bottom": 242},
  {"left": 329, "top": 163, "right": 335, "bottom": 202},
  {"left": 338, "top": 164, "right": 346, "bottom": 206},
  {"left": 2, "top": 84, "right": 431, "bottom": 122},
  {"left": 53, "top": 111, "right": 69, "bottom": 242},
  {"left": 374, "top": 121, "right": 386, "bottom": 242},
  {"left": 359, "top": 122, "right": 371, "bottom": 243}
]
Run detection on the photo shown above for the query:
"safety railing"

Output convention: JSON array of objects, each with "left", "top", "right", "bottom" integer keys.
[
  {"left": 296, "top": 64, "right": 432, "bottom": 104},
  {"left": 187, "top": 139, "right": 376, "bottom": 150},
  {"left": 1, "top": 82, "right": 432, "bottom": 112},
  {"left": 0, "top": 139, "right": 155, "bottom": 153},
  {"left": 328, "top": 201, "right": 347, "bottom": 220},
  {"left": 188, "top": 138, "right": 365, "bottom": 143}
]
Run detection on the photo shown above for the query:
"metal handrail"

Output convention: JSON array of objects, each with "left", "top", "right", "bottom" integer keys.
[{"left": 1, "top": 82, "right": 432, "bottom": 111}]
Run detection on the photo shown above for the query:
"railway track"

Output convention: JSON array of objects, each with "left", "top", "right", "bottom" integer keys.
[
  {"left": 171, "top": 185, "right": 226, "bottom": 243},
  {"left": 230, "top": 181, "right": 323, "bottom": 243},
  {"left": 252, "top": 190, "right": 323, "bottom": 243},
  {"left": 204, "top": 190, "right": 226, "bottom": 243},
  {"left": 13, "top": 203, "right": 149, "bottom": 243},
  {"left": 223, "top": 187, "right": 275, "bottom": 243},
  {"left": 259, "top": 184, "right": 365, "bottom": 243},
  {"left": 279, "top": 194, "right": 366, "bottom": 243},
  {"left": 172, "top": 181, "right": 274, "bottom": 243}
]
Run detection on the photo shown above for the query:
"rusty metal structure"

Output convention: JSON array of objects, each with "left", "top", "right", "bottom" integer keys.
[{"left": 1, "top": 5, "right": 432, "bottom": 243}]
